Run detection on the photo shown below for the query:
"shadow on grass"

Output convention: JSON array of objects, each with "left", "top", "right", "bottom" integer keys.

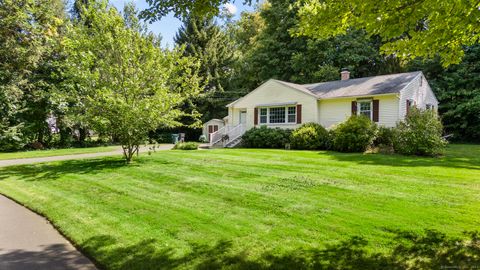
[
  {"left": 82, "top": 230, "right": 480, "bottom": 270},
  {"left": 0, "top": 158, "right": 132, "bottom": 181}
]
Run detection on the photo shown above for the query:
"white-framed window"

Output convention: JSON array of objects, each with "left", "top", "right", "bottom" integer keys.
[
  {"left": 258, "top": 106, "right": 296, "bottom": 124},
  {"left": 269, "top": 107, "right": 286, "bottom": 123},
  {"left": 259, "top": 108, "right": 268, "bottom": 124},
  {"left": 426, "top": 103, "right": 434, "bottom": 110},
  {"left": 288, "top": 106, "right": 296, "bottom": 123},
  {"left": 357, "top": 101, "right": 372, "bottom": 119}
]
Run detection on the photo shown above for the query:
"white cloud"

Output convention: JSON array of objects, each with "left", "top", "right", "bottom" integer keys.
[{"left": 223, "top": 3, "right": 238, "bottom": 15}]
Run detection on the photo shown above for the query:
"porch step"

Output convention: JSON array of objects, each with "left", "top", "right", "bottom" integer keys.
[{"left": 225, "top": 137, "right": 242, "bottom": 148}]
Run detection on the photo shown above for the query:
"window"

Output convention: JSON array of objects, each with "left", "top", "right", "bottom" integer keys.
[
  {"left": 287, "top": 106, "right": 296, "bottom": 123},
  {"left": 426, "top": 103, "right": 434, "bottom": 110},
  {"left": 258, "top": 106, "right": 297, "bottom": 124},
  {"left": 358, "top": 101, "right": 372, "bottom": 119},
  {"left": 269, "top": 107, "right": 285, "bottom": 123},
  {"left": 259, "top": 108, "right": 267, "bottom": 124}
]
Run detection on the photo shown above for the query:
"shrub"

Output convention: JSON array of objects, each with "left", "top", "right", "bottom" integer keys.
[
  {"left": 290, "top": 122, "right": 331, "bottom": 150},
  {"left": 173, "top": 142, "right": 199, "bottom": 150},
  {"left": 198, "top": 134, "right": 207, "bottom": 143},
  {"left": 332, "top": 115, "right": 377, "bottom": 152},
  {"left": 393, "top": 108, "right": 447, "bottom": 156},
  {"left": 374, "top": 126, "right": 395, "bottom": 147},
  {"left": 0, "top": 125, "right": 26, "bottom": 152},
  {"left": 241, "top": 126, "right": 291, "bottom": 148}
]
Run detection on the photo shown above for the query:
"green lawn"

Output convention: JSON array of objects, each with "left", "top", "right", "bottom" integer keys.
[
  {"left": 0, "top": 145, "right": 121, "bottom": 160},
  {"left": 0, "top": 144, "right": 479, "bottom": 269}
]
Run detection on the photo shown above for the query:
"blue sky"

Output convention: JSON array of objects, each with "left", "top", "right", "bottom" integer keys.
[{"left": 109, "top": 0, "right": 256, "bottom": 48}]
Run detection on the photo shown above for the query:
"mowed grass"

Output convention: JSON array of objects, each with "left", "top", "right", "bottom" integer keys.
[
  {"left": 0, "top": 145, "right": 120, "bottom": 160},
  {"left": 0, "top": 144, "right": 479, "bottom": 269}
]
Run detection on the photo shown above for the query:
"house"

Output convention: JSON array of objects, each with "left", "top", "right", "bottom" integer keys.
[{"left": 204, "top": 70, "right": 438, "bottom": 147}]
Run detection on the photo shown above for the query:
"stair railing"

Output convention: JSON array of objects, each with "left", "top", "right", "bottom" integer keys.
[
  {"left": 225, "top": 123, "right": 246, "bottom": 146},
  {"left": 210, "top": 126, "right": 226, "bottom": 146}
]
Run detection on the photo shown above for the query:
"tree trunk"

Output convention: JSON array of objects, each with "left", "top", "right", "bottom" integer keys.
[
  {"left": 122, "top": 144, "right": 139, "bottom": 164},
  {"left": 79, "top": 127, "right": 87, "bottom": 146}
]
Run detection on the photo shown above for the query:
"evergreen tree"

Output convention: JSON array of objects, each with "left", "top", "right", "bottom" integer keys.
[{"left": 174, "top": 16, "right": 235, "bottom": 121}]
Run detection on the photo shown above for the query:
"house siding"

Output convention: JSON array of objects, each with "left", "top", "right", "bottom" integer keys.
[
  {"left": 318, "top": 95, "right": 399, "bottom": 128},
  {"left": 399, "top": 74, "right": 439, "bottom": 119},
  {"left": 230, "top": 80, "right": 318, "bottom": 130}
]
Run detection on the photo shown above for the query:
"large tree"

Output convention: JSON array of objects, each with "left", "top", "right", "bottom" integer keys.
[
  {"left": 295, "top": 0, "right": 480, "bottom": 66},
  {"left": 174, "top": 16, "right": 235, "bottom": 121},
  {"left": 64, "top": 2, "right": 202, "bottom": 162},
  {"left": 231, "top": 0, "right": 402, "bottom": 89},
  {"left": 0, "top": 0, "right": 65, "bottom": 151}
]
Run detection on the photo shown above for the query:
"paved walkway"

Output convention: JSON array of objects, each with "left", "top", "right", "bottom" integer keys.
[
  {"left": 0, "top": 195, "right": 97, "bottom": 270},
  {"left": 0, "top": 144, "right": 174, "bottom": 168}
]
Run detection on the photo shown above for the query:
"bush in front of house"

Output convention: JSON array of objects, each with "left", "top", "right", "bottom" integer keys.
[
  {"left": 173, "top": 142, "right": 199, "bottom": 150},
  {"left": 393, "top": 108, "right": 447, "bottom": 156},
  {"left": 290, "top": 122, "right": 331, "bottom": 150},
  {"left": 241, "top": 126, "right": 291, "bottom": 148},
  {"left": 332, "top": 115, "right": 377, "bottom": 152}
]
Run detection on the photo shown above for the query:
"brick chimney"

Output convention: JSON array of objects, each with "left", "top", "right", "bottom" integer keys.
[{"left": 341, "top": 68, "right": 350, "bottom": 80}]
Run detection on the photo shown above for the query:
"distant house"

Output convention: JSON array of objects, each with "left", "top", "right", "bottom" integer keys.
[{"left": 203, "top": 70, "right": 438, "bottom": 147}]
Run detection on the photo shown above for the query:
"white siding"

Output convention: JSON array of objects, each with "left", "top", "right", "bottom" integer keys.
[
  {"left": 399, "top": 73, "right": 439, "bottom": 119},
  {"left": 318, "top": 95, "right": 399, "bottom": 128},
  {"left": 229, "top": 80, "right": 318, "bottom": 130}
]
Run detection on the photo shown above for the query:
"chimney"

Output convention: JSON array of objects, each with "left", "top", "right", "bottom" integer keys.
[{"left": 341, "top": 68, "right": 350, "bottom": 80}]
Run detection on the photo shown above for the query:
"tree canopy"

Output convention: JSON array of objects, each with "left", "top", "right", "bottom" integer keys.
[{"left": 295, "top": 0, "right": 480, "bottom": 66}]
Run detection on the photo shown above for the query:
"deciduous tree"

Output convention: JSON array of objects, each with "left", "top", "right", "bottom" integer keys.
[{"left": 64, "top": 2, "right": 202, "bottom": 162}]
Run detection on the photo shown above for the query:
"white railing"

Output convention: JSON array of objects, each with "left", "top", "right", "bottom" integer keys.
[
  {"left": 210, "top": 126, "right": 227, "bottom": 146},
  {"left": 209, "top": 123, "right": 246, "bottom": 147},
  {"left": 227, "top": 123, "right": 246, "bottom": 144}
]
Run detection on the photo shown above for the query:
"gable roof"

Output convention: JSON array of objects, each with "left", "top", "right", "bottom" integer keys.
[
  {"left": 226, "top": 79, "right": 317, "bottom": 107},
  {"left": 226, "top": 71, "right": 423, "bottom": 107},
  {"left": 304, "top": 71, "right": 421, "bottom": 99}
]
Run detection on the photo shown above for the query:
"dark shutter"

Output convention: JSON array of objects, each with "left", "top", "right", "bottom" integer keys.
[
  {"left": 351, "top": 101, "right": 357, "bottom": 115},
  {"left": 254, "top": 108, "right": 258, "bottom": 125},
  {"left": 296, "top": 104, "right": 302, "bottom": 124},
  {"left": 406, "top": 100, "right": 411, "bottom": 115},
  {"left": 372, "top": 100, "right": 379, "bottom": 122}
]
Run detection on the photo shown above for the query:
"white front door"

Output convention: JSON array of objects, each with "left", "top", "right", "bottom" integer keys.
[{"left": 240, "top": 110, "right": 247, "bottom": 124}]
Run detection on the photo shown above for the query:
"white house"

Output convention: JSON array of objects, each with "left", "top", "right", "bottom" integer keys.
[{"left": 204, "top": 70, "right": 438, "bottom": 147}]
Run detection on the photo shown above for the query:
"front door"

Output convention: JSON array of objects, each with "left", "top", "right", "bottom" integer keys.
[{"left": 240, "top": 110, "right": 247, "bottom": 125}]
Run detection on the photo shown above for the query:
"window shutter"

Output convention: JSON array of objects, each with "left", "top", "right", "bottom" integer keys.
[
  {"left": 406, "top": 100, "right": 411, "bottom": 115},
  {"left": 372, "top": 100, "right": 379, "bottom": 122},
  {"left": 351, "top": 101, "right": 357, "bottom": 115},
  {"left": 296, "top": 104, "right": 302, "bottom": 124},
  {"left": 254, "top": 108, "right": 258, "bottom": 125}
]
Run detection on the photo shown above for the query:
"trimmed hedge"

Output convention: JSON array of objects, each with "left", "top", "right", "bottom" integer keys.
[
  {"left": 241, "top": 126, "right": 291, "bottom": 148},
  {"left": 393, "top": 108, "right": 447, "bottom": 156},
  {"left": 332, "top": 115, "right": 377, "bottom": 153},
  {"left": 290, "top": 122, "right": 331, "bottom": 150}
]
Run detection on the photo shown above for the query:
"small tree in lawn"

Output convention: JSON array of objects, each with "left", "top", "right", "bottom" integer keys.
[{"left": 64, "top": 2, "right": 202, "bottom": 163}]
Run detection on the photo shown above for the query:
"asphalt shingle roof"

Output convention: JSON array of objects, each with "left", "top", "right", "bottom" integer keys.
[{"left": 276, "top": 71, "right": 421, "bottom": 99}]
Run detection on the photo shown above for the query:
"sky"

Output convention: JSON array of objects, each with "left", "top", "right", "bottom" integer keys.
[{"left": 109, "top": 0, "right": 256, "bottom": 48}]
